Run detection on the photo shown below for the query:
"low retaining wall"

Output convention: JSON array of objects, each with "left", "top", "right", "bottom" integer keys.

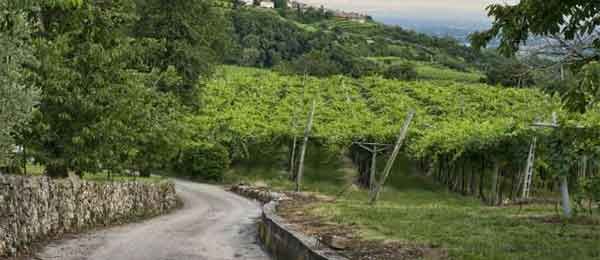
[
  {"left": 231, "top": 185, "right": 348, "bottom": 260},
  {"left": 0, "top": 174, "right": 178, "bottom": 257}
]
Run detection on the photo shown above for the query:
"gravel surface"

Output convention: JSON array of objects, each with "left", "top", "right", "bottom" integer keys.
[{"left": 33, "top": 180, "right": 270, "bottom": 260}]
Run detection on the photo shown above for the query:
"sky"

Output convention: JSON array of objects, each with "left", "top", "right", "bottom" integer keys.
[{"left": 299, "top": 0, "right": 519, "bottom": 23}]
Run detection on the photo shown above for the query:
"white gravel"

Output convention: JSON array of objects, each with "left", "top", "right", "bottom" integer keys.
[{"left": 33, "top": 180, "right": 270, "bottom": 260}]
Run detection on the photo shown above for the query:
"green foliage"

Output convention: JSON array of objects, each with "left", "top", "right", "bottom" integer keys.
[
  {"left": 0, "top": 0, "right": 39, "bottom": 165},
  {"left": 563, "top": 62, "right": 600, "bottom": 113},
  {"left": 471, "top": 0, "right": 600, "bottom": 58},
  {"left": 383, "top": 63, "right": 417, "bottom": 81},
  {"left": 24, "top": 0, "right": 186, "bottom": 178},
  {"left": 484, "top": 58, "right": 535, "bottom": 87},
  {"left": 228, "top": 6, "right": 492, "bottom": 78},
  {"left": 178, "top": 143, "right": 231, "bottom": 181},
  {"left": 273, "top": 0, "right": 287, "bottom": 9},
  {"left": 229, "top": 7, "right": 310, "bottom": 67},
  {"left": 134, "top": 0, "right": 231, "bottom": 106},
  {"left": 198, "top": 66, "right": 560, "bottom": 162}
]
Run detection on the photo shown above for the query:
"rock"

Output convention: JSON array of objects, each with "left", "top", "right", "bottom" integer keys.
[{"left": 321, "top": 235, "right": 351, "bottom": 250}]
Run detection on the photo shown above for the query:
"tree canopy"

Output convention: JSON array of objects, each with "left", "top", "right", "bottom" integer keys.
[
  {"left": 471, "top": 0, "right": 600, "bottom": 59},
  {"left": 0, "top": 0, "right": 39, "bottom": 164}
]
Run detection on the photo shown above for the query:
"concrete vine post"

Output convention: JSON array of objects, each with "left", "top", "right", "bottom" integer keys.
[
  {"left": 295, "top": 100, "right": 316, "bottom": 192},
  {"left": 369, "top": 110, "right": 415, "bottom": 204},
  {"left": 531, "top": 112, "right": 574, "bottom": 217},
  {"left": 560, "top": 176, "right": 572, "bottom": 217}
]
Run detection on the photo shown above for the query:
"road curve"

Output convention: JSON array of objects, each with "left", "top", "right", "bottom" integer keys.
[{"left": 33, "top": 180, "right": 271, "bottom": 260}]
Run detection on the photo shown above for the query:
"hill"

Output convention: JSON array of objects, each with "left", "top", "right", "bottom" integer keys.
[{"left": 224, "top": 5, "right": 499, "bottom": 82}]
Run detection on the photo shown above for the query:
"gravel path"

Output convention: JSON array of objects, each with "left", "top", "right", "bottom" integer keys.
[{"left": 33, "top": 180, "right": 270, "bottom": 260}]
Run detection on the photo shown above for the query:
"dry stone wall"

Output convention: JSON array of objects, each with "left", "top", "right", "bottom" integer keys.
[{"left": 0, "top": 174, "right": 177, "bottom": 257}]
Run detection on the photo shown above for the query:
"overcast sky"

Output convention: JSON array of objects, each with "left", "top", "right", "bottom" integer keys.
[{"left": 299, "top": 0, "right": 519, "bottom": 22}]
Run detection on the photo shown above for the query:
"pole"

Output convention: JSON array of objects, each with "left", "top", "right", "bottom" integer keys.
[
  {"left": 560, "top": 176, "right": 572, "bottom": 217},
  {"left": 296, "top": 100, "right": 316, "bottom": 192},
  {"left": 289, "top": 136, "right": 298, "bottom": 180},
  {"left": 369, "top": 110, "right": 415, "bottom": 204},
  {"left": 369, "top": 149, "right": 377, "bottom": 193}
]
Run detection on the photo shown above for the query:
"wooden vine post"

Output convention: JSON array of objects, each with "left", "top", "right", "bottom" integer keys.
[
  {"left": 295, "top": 100, "right": 316, "bottom": 192},
  {"left": 354, "top": 142, "right": 391, "bottom": 194},
  {"left": 289, "top": 110, "right": 299, "bottom": 180},
  {"left": 369, "top": 110, "right": 415, "bottom": 204}
]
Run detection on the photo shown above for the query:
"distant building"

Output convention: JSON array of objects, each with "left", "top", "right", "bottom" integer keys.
[
  {"left": 334, "top": 11, "right": 368, "bottom": 23},
  {"left": 289, "top": 1, "right": 309, "bottom": 10},
  {"left": 239, "top": 0, "right": 253, "bottom": 6},
  {"left": 259, "top": 0, "right": 275, "bottom": 8}
]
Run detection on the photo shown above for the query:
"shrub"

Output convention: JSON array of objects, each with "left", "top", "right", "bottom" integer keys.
[
  {"left": 383, "top": 63, "right": 418, "bottom": 81},
  {"left": 178, "top": 143, "right": 231, "bottom": 181}
]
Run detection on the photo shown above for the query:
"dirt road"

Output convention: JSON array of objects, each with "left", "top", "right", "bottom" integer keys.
[{"left": 33, "top": 180, "right": 270, "bottom": 260}]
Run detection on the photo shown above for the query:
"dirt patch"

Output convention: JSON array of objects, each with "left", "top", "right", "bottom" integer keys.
[{"left": 277, "top": 192, "right": 448, "bottom": 260}]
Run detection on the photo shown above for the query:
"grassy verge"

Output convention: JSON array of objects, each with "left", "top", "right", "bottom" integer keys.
[
  {"left": 20, "top": 164, "right": 166, "bottom": 183},
  {"left": 226, "top": 153, "right": 600, "bottom": 260}
]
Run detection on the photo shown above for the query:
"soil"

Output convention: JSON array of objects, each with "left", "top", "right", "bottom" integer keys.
[{"left": 276, "top": 192, "right": 448, "bottom": 260}]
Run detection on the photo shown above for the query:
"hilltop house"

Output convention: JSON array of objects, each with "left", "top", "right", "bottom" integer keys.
[
  {"left": 334, "top": 11, "right": 368, "bottom": 23},
  {"left": 259, "top": 0, "right": 275, "bottom": 8},
  {"left": 289, "top": 1, "right": 309, "bottom": 10}
]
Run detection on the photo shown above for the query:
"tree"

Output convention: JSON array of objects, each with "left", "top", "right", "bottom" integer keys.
[
  {"left": 274, "top": 0, "right": 287, "bottom": 9},
  {"left": 471, "top": 1, "right": 600, "bottom": 216},
  {"left": 0, "top": 0, "right": 39, "bottom": 166},
  {"left": 485, "top": 58, "right": 535, "bottom": 87},
  {"left": 471, "top": 0, "right": 600, "bottom": 61},
  {"left": 134, "top": 0, "right": 231, "bottom": 106},
  {"left": 383, "top": 63, "right": 418, "bottom": 81},
  {"left": 26, "top": 0, "right": 183, "bottom": 178}
]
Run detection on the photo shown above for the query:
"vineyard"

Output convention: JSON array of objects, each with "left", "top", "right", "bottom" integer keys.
[
  {"left": 368, "top": 57, "right": 484, "bottom": 83},
  {"left": 197, "top": 66, "right": 600, "bottom": 209},
  {"left": 200, "top": 66, "right": 557, "bottom": 154}
]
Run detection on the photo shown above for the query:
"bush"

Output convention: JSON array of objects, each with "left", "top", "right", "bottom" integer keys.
[
  {"left": 383, "top": 63, "right": 418, "bottom": 81},
  {"left": 178, "top": 143, "right": 231, "bottom": 181}
]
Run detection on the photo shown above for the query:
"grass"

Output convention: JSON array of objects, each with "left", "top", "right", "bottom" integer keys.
[
  {"left": 226, "top": 150, "right": 600, "bottom": 260},
  {"left": 82, "top": 172, "right": 166, "bottom": 183},
  {"left": 415, "top": 64, "right": 483, "bottom": 83},
  {"left": 20, "top": 163, "right": 166, "bottom": 183},
  {"left": 368, "top": 57, "right": 484, "bottom": 83}
]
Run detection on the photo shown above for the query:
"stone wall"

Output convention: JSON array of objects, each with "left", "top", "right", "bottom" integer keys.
[
  {"left": 0, "top": 174, "right": 178, "bottom": 257},
  {"left": 260, "top": 201, "right": 348, "bottom": 260},
  {"left": 230, "top": 185, "right": 348, "bottom": 260}
]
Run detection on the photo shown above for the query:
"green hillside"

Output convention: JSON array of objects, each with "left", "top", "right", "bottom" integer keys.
[{"left": 226, "top": 6, "right": 492, "bottom": 82}]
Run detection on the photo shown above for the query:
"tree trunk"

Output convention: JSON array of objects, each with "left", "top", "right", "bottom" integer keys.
[
  {"left": 489, "top": 161, "right": 500, "bottom": 206},
  {"left": 461, "top": 161, "right": 467, "bottom": 194},
  {"left": 140, "top": 170, "right": 151, "bottom": 178},
  {"left": 45, "top": 163, "right": 69, "bottom": 178},
  {"left": 469, "top": 161, "right": 476, "bottom": 195},
  {"left": 479, "top": 157, "right": 485, "bottom": 200}
]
